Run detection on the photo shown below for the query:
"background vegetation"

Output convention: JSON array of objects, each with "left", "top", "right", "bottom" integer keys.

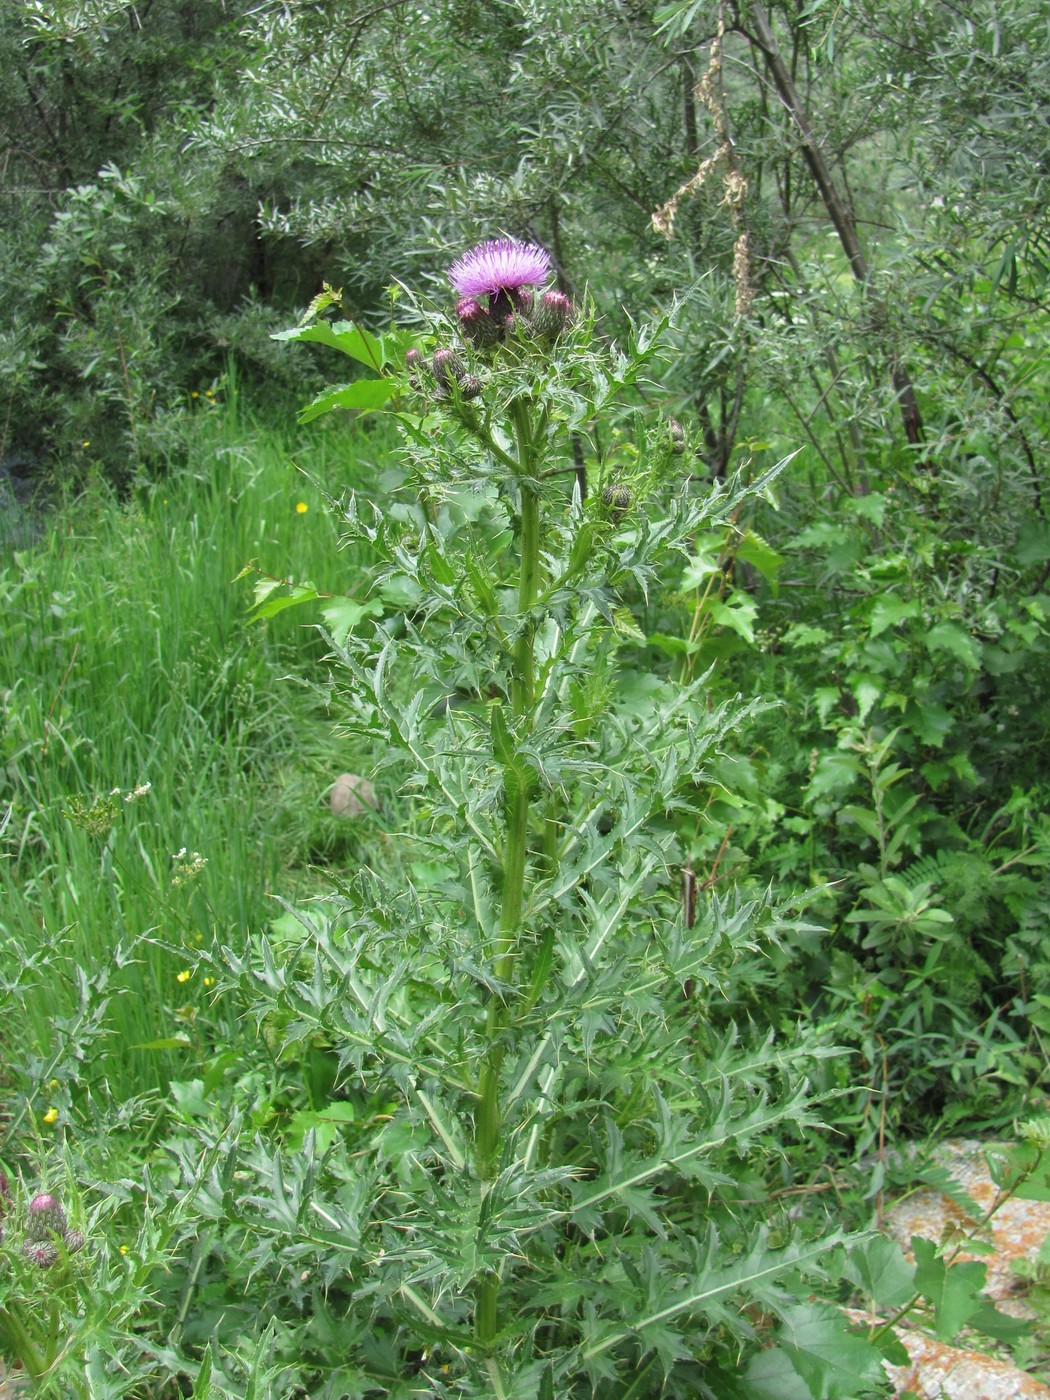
[{"left": 1, "top": 0, "right": 1048, "bottom": 1395}]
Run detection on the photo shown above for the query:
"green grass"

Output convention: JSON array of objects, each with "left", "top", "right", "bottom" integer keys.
[{"left": 0, "top": 401, "right": 396, "bottom": 1113}]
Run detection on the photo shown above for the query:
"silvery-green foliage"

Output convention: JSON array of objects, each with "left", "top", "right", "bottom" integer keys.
[{"left": 214, "top": 286, "right": 885, "bottom": 1396}]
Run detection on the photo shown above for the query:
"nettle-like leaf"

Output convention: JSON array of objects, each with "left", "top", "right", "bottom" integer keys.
[
  {"left": 911, "top": 1236, "right": 987, "bottom": 1340},
  {"left": 272, "top": 319, "right": 387, "bottom": 370},
  {"left": 743, "top": 1301, "right": 886, "bottom": 1399},
  {"left": 842, "top": 1235, "right": 915, "bottom": 1309},
  {"left": 297, "top": 377, "right": 398, "bottom": 422}
]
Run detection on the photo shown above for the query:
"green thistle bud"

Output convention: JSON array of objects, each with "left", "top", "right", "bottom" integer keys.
[
  {"left": 405, "top": 347, "right": 426, "bottom": 391},
  {"left": 667, "top": 418, "right": 686, "bottom": 454},
  {"left": 531, "top": 290, "right": 574, "bottom": 342},
  {"left": 456, "top": 297, "right": 501, "bottom": 349},
  {"left": 602, "top": 482, "right": 633, "bottom": 523},
  {"left": 433, "top": 347, "right": 482, "bottom": 402},
  {"left": 63, "top": 1227, "right": 86, "bottom": 1253},
  {"left": 432, "top": 347, "right": 466, "bottom": 390}
]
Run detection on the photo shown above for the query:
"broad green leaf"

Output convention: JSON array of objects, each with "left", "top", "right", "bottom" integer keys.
[
  {"left": 912, "top": 1237, "right": 986, "bottom": 1341},
  {"left": 706, "top": 591, "right": 758, "bottom": 644},
  {"left": 842, "top": 1236, "right": 915, "bottom": 1309},
  {"left": 286, "top": 1102, "right": 358, "bottom": 1152},
  {"left": 813, "top": 686, "right": 842, "bottom": 723},
  {"left": 742, "top": 1350, "right": 813, "bottom": 1400},
  {"left": 868, "top": 597, "right": 919, "bottom": 637},
  {"left": 982, "top": 642, "right": 1025, "bottom": 676},
  {"left": 777, "top": 1303, "right": 887, "bottom": 1399},
  {"left": 250, "top": 576, "right": 283, "bottom": 607},
  {"left": 298, "top": 284, "right": 342, "bottom": 324},
  {"left": 272, "top": 318, "right": 384, "bottom": 368},
  {"left": 250, "top": 581, "right": 320, "bottom": 621},
  {"left": 806, "top": 752, "right": 863, "bottom": 802},
  {"left": 736, "top": 529, "right": 784, "bottom": 585},
  {"left": 924, "top": 623, "right": 980, "bottom": 670},
  {"left": 379, "top": 573, "right": 423, "bottom": 609},
  {"left": 168, "top": 1078, "right": 211, "bottom": 1119},
  {"left": 795, "top": 520, "right": 849, "bottom": 550},
  {"left": 693, "top": 631, "right": 747, "bottom": 661},
  {"left": 905, "top": 700, "right": 955, "bottom": 747},
  {"left": 647, "top": 631, "right": 702, "bottom": 657},
  {"left": 839, "top": 804, "right": 881, "bottom": 842},
  {"left": 611, "top": 607, "right": 645, "bottom": 643},
  {"left": 298, "top": 378, "right": 398, "bottom": 423},
  {"left": 968, "top": 1298, "right": 1031, "bottom": 1343},
  {"left": 681, "top": 534, "right": 725, "bottom": 589},
  {"left": 321, "top": 595, "right": 383, "bottom": 645},
  {"left": 783, "top": 622, "right": 830, "bottom": 648},
  {"left": 920, "top": 752, "right": 978, "bottom": 789},
  {"left": 849, "top": 492, "right": 889, "bottom": 526},
  {"left": 849, "top": 673, "right": 881, "bottom": 721}
]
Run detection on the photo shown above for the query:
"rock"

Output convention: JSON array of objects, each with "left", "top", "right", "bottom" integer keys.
[
  {"left": 845, "top": 1137, "right": 1050, "bottom": 1398},
  {"left": 0, "top": 1357, "right": 29, "bottom": 1397},
  {"left": 884, "top": 1138, "right": 1050, "bottom": 1317},
  {"left": 880, "top": 1328, "right": 1050, "bottom": 1400},
  {"left": 329, "top": 772, "right": 377, "bottom": 818}
]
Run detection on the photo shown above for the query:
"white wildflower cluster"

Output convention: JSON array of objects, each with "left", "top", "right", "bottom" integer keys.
[{"left": 170, "top": 847, "right": 208, "bottom": 887}]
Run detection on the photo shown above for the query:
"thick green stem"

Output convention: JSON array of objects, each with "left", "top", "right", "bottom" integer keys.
[
  {"left": 511, "top": 463, "right": 540, "bottom": 714},
  {"left": 0, "top": 1305, "right": 48, "bottom": 1381},
  {"left": 474, "top": 399, "right": 543, "bottom": 1351}
]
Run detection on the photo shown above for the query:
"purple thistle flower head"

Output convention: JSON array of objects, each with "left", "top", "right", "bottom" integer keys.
[
  {"left": 448, "top": 239, "right": 551, "bottom": 299},
  {"left": 448, "top": 238, "right": 551, "bottom": 325},
  {"left": 26, "top": 1192, "right": 66, "bottom": 1241}
]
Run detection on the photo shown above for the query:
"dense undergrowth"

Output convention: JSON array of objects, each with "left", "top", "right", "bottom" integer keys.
[
  {"left": 0, "top": 293, "right": 1048, "bottom": 1393},
  {"left": 1, "top": 0, "right": 1048, "bottom": 1390}
]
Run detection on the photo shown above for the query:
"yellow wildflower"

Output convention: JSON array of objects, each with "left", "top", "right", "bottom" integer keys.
[
  {"left": 176, "top": 969, "right": 191, "bottom": 984},
  {"left": 295, "top": 501, "right": 308, "bottom": 514},
  {"left": 43, "top": 1107, "right": 59, "bottom": 1124}
]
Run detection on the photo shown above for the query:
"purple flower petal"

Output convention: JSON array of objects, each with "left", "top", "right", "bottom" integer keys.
[{"left": 448, "top": 239, "right": 552, "bottom": 298}]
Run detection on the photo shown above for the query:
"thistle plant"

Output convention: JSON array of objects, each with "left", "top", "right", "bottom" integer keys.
[
  {"left": 240, "top": 239, "right": 886, "bottom": 1396},
  {"left": 0, "top": 1180, "right": 88, "bottom": 1389}
]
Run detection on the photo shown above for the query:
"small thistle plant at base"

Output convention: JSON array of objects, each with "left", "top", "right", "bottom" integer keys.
[
  {"left": 0, "top": 1181, "right": 92, "bottom": 1387},
  {"left": 248, "top": 237, "right": 884, "bottom": 1395}
]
